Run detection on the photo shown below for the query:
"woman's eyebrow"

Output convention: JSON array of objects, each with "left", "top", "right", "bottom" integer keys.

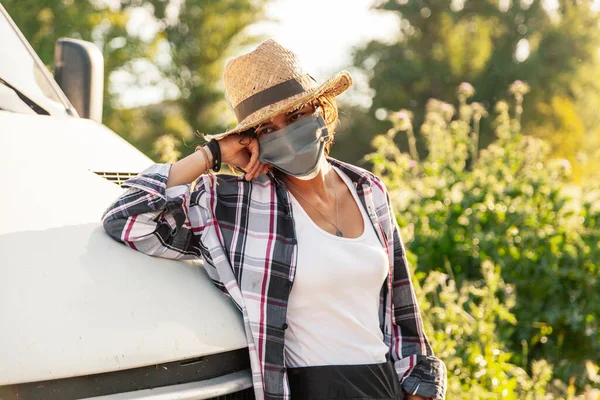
[
  {"left": 259, "top": 106, "right": 311, "bottom": 130},
  {"left": 288, "top": 106, "right": 310, "bottom": 115},
  {"left": 258, "top": 121, "right": 275, "bottom": 129}
]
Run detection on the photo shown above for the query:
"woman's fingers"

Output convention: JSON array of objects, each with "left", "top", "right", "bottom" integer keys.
[
  {"left": 245, "top": 157, "right": 259, "bottom": 181},
  {"left": 244, "top": 139, "right": 260, "bottom": 181},
  {"left": 236, "top": 137, "right": 270, "bottom": 181},
  {"left": 243, "top": 161, "right": 270, "bottom": 181},
  {"left": 248, "top": 160, "right": 263, "bottom": 180},
  {"left": 245, "top": 138, "right": 258, "bottom": 167}
]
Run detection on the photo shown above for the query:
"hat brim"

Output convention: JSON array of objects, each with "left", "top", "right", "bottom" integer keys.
[{"left": 204, "top": 70, "right": 352, "bottom": 141}]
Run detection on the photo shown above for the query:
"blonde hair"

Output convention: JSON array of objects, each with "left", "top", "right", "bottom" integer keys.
[{"left": 313, "top": 94, "right": 340, "bottom": 155}]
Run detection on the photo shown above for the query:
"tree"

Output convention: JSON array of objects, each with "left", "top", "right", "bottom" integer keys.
[
  {"left": 4, "top": 0, "right": 153, "bottom": 123},
  {"left": 105, "top": 0, "right": 270, "bottom": 162},
  {"left": 5, "top": 0, "right": 270, "bottom": 162},
  {"left": 342, "top": 0, "right": 600, "bottom": 183},
  {"left": 125, "top": 0, "right": 269, "bottom": 161}
]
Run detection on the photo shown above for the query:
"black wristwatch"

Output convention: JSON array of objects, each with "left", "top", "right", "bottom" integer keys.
[{"left": 206, "top": 139, "right": 222, "bottom": 172}]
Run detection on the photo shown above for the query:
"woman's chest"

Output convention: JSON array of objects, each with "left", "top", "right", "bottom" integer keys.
[{"left": 292, "top": 231, "right": 389, "bottom": 292}]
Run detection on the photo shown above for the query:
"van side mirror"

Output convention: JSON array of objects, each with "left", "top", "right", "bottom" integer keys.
[{"left": 53, "top": 38, "right": 104, "bottom": 123}]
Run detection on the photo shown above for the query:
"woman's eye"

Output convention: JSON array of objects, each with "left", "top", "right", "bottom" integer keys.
[
  {"left": 290, "top": 113, "right": 304, "bottom": 121},
  {"left": 258, "top": 127, "right": 273, "bottom": 136}
]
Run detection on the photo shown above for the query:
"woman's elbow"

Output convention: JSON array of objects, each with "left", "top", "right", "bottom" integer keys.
[
  {"left": 102, "top": 215, "right": 173, "bottom": 258},
  {"left": 102, "top": 216, "right": 127, "bottom": 244}
]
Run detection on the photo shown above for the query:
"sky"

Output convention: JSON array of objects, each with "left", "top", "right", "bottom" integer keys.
[
  {"left": 248, "top": 0, "right": 399, "bottom": 80},
  {"left": 114, "top": 0, "right": 399, "bottom": 108}
]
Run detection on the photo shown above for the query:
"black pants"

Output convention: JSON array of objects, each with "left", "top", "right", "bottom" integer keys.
[{"left": 287, "top": 360, "right": 404, "bottom": 400}]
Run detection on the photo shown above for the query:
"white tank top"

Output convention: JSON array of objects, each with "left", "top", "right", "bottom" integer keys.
[{"left": 284, "top": 166, "right": 390, "bottom": 367}]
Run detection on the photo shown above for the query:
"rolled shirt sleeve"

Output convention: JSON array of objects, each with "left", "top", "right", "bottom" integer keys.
[
  {"left": 383, "top": 185, "right": 447, "bottom": 399},
  {"left": 101, "top": 163, "right": 209, "bottom": 260}
]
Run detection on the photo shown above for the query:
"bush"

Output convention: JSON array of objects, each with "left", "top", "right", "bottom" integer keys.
[
  {"left": 365, "top": 82, "right": 600, "bottom": 396},
  {"left": 415, "top": 259, "right": 553, "bottom": 399}
]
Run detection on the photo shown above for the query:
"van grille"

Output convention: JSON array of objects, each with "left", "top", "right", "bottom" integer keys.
[{"left": 93, "top": 171, "right": 138, "bottom": 186}]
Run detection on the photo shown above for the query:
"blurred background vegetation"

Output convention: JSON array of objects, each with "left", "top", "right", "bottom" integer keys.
[{"left": 4, "top": 0, "right": 599, "bottom": 398}]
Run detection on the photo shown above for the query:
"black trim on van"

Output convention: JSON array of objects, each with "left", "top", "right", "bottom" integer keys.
[{"left": 0, "top": 348, "right": 251, "bottom": 400}]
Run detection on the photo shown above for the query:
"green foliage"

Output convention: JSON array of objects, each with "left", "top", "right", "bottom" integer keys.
[
  {"left": 534, "top": 96, "right": 585, "bottom": 181},
  {"left": 366, "top": 82, "right": 600, "bottom": 396},
  {"left": 344, "top": 0, "right": 600, "bottom": 183},
  {"left": 136, "top": 0, "right": 270, "bottom": 157},
  {"left": 416, "top": 260, "right": 553, "bottom": 399},
  {"left": 3, "top": 0, "right": 132, "bottom": 63},
  {"left": 153, "top": 134, "right": 181, "bottom": 163},
  {"left": 3, "top": 0, "right": 154, "bottom": 122}
]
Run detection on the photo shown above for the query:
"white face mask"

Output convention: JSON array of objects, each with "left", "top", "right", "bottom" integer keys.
[
  {"left": 294, "top": 154, "right": 328, "bottom": 180},
  {"left": 258, "top": 110, "right": 329, "bottom": 177}
]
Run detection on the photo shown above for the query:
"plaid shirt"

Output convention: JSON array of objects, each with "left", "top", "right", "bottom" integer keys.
[{"left": 102, "top": 157, "right": 447, "bottom": 400}]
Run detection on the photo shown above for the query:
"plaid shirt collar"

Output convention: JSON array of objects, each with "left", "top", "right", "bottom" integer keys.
[{"left": 207, "top": 158, "right": 390, "bottom": 399}]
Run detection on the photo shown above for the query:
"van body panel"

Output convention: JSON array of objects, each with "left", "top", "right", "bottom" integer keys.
[{"left": 0, "top": 111, "right": 247, "bottom": 385}]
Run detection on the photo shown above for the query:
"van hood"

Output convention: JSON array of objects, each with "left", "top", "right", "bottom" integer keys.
[{"left": 0, "top": 112, "right": 247, "bottom": 385}]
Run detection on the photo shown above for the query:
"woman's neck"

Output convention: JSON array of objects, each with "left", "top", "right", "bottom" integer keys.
[{"left": 283, "top": 162, "right": 335, "bottom": 202}]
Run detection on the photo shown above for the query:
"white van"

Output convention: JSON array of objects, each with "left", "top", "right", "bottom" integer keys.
[{"left": 0, "top": 4, "right": 252, "bottom": 399}]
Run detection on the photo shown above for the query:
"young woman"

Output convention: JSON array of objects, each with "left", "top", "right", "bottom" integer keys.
[{"left": 102, "top": 39, "right": 446, "bottom": 400}]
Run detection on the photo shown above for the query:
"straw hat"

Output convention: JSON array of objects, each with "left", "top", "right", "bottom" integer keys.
[{"left": 204, "top": 39, "right": 353, "bottom": 141}]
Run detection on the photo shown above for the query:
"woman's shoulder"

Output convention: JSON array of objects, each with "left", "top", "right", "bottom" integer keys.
[{"left": 328, "top": 158, "right": 387, "bottom": 192}]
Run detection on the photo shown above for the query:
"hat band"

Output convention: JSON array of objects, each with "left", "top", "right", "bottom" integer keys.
[{"left": 234, "top": 78, "right": 308, "bottom": 122}]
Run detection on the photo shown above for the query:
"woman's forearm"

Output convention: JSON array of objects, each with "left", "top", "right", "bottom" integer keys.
[{"left": 166, "top": 145, "right": 213, "bottom": 188}]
